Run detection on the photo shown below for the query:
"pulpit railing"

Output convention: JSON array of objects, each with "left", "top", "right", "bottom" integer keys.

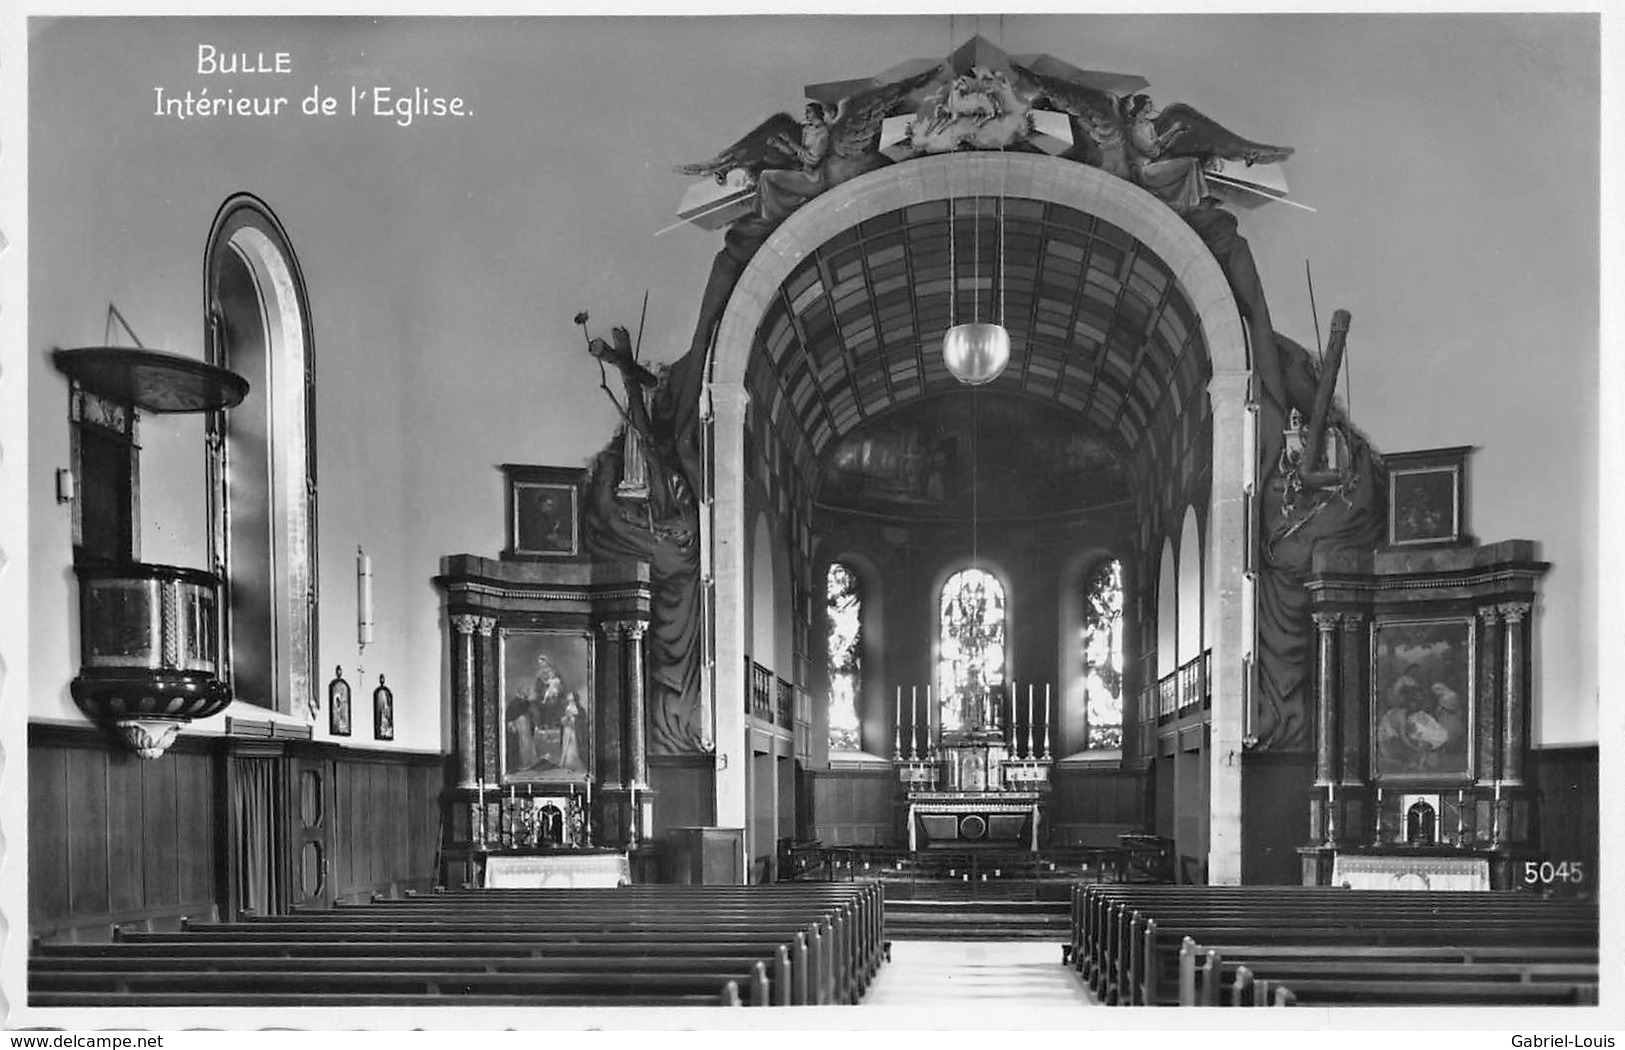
[{"left": 747, "top": 657, "right": 773, "bottom": 721}]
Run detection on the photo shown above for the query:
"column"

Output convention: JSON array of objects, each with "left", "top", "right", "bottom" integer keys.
[
  {"left": 595, "top": 620, "right": 625, "bottom": 788},
  {"left": 709, "top": 384, "right": 750, "bottom": 840},
  {"left": 1205, "top": 369, "right": 1251, "bottom": 885},
  {"left": 1312, "top": 612, "right": 1341, "bottom": 784},
  {"left": 624, "top": 620, "right": 650, "bottom": 790},
  {"left": 451, "top": 614, "right": 481, "bottom": 787},
  {"left": 474, "top": 617, "right": 498, "bottom": 784},
  {"left": 1338, "top": 613, "right": 1367, "bottom": 785},
  {"left": 1499, "top": 602, "right": 1530, "bottom": 786},
  {"left": 1476, "top": 606, "right": 1504, "bottom": 784}
]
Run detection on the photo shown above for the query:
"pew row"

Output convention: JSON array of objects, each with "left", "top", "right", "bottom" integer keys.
[
  {"left": 1067, "top": 884, "right": 1597, "bottom": 1008},
  {"left": 32, "top": 883, "right": 886, "bottom": 1009}
]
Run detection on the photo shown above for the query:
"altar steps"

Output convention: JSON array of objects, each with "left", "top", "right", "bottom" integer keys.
[{"left": 883, "top": 897, "right": 1070, "bottom": 941}]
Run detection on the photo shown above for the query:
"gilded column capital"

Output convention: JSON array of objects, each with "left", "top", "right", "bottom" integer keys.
[
  {"left": 450, "top": 614, "right": 482, "bottom": 635},
  {"left": 1311, "top": 612, "right": 1342, "bottom": 630},
  {"left": 1477, "top": 605, "right": 1503, "bottom": 625},
  {"left": 1338, "top": 612, "right": 1367, "bottom": 630},
  {"left": 1497, "top": 601, "right": 1531, "bottom": 624},
  {"left": 621, "top": 619, "right": 649, "bottom": 641},
  {"left": 473, "top": 616, "right": 498, "bottom": 636},
  {"left": 595, "top": 619, "right": 623, "bottom": 639}
]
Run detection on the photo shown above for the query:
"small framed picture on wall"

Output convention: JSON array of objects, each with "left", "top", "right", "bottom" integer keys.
[
  {"left": 373, "top": 674, "right": 395, "bottom": 741},
  {"left": 328, "top": 666, "right": 352, "bottom": 737},
  {"left": 503, "top": 464, "right": 585, "bottom": 559}
]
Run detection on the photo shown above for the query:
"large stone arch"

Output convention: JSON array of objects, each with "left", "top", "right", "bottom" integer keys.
[{"left": 705, "top": 152, "right": 1254, "bottom": 882}]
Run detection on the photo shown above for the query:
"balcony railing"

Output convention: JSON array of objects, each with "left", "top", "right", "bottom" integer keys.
[
  {"left": 747, "top": 658, "right": 773, "bottom": 721},
  {"left": 1150, "top": 649, "right": 1212, "bottom": 726}
]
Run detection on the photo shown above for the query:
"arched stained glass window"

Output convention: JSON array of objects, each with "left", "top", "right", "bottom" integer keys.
[
  {"left": 1081, "top": 559, "right": 1124, "bottom": 749},
  {"left": 937, "top": 568, "right": 1006, "bottom": 732},
  {"left": 826, "top": 563, "right": 862, "bottom": 751}
]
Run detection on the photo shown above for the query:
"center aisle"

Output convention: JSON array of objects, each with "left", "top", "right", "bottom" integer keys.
[{"left": 860, "top": 940, "right": 1098, "bottom": 1007}]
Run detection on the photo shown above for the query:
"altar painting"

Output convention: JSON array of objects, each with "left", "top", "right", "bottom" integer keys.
[
  {"left": 501, "top": 628, "right": 593, "bottom": 782},
  {"left": 1371, "top": 618, "right": 1473, "bottom": 782}
]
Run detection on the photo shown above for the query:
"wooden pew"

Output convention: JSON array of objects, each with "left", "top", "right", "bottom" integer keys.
[
  {"left": 1070, "top": 884, "right": 1597, "bottom": 1008},
  {"left": 32, "top": 884, "right": 883, "bottom": 1009}
]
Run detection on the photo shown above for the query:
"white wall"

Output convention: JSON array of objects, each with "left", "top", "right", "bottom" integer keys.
[{"left": 22, "top": 14, "right": 1600, "bottom": 753}]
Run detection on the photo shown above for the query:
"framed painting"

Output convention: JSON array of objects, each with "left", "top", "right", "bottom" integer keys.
[
  {"left": 503, "top": 464, "right": 584, "bottom": 558},
  {"left": 498, "top": 627, "right": 594, "bottom": 783},
  {"left": 373, "top": 674, "right": 395, "bottom": 741},
  {"left": 1386, "top": 447, "right": 1471, "bottom": 547},
  {"left": 328, "top": 666, "right": 352, "bottom": 738},
  {"left": 1370, "top": 617, "right": 1474, "bottom": 783}
]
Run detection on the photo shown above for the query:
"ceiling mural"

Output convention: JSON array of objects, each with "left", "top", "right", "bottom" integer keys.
[{"left": 818, "top": 393, "right": 1130, "bottom": 520}]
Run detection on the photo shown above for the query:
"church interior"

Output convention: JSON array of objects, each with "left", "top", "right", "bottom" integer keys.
[{"left": 4, "top": 12, "right": 1607, "bottom": 1023}]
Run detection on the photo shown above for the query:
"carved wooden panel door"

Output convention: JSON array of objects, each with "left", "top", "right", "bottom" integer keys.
[{"left": 287, "top": 753, "right": 335, "bottom": 910}]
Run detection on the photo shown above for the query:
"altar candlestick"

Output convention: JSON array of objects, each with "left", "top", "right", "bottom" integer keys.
[
  {"left": 1043, "top": 685, "right": 1051, "bottom": 758},
  {"left": 911, "top": 686, "right": 919, "bottom": 759},
  {"left": 894, "top": 687, "right": 903, "bottom": 757},
  {"left": 1027, "top": 685, "right": 1035, "bottom": 759},
  {"left": 925, "top": 686, "right": 933, "bottom": 748}
]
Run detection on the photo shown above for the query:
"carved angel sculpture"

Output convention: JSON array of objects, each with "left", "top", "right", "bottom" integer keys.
[
  {"left": 1124, "top": 95, "right": 1295, "bottom": 213},
  {"left": 676, "top": 67, "right": 938, "bottom": 225},
  {"left": 1009, "top": 61, "right": 1130, "bottom": 175}
]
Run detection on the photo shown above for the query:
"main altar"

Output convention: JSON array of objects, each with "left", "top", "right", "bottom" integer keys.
[{"left": 894, "top": 685, "right": 1053, "bottom": 851}]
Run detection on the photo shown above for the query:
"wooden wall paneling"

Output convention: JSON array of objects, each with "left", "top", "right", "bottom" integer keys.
[
  {"left": 66, "top": 746, "right": 111, "bottom": 919},
  {"left": 141, "top": 750, "right": 180, "bottom": 911},
  {"left": 175, "top": 750, "right": 216, "bottom": 910},
  {"left": 329, "top": 759, "right": 349, "bottom": 897},
  {"left": 29, "top": 743, "right": 70, "bottom": 925},
  {"left": 650, "top": 755, "right": 716, "bottom": 837},
  {"left": 106, "top": 750, "right": 146, "bottom": 914},
  {"left": 1240, "top": 750, "right": 1315, "bottom": 885},
  {"left": 390, "top": 762, "right": 410, "bottom": 880},
  {"left": 1530, "top": 745, "right": 1598, "bottom": 892}
]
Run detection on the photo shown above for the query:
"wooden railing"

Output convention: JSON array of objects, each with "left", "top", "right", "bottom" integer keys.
[{"left": 747, "top": 658, "right": 773, "bottom": 720}]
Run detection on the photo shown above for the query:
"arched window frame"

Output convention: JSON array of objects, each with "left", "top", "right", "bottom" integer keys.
[
  {"left": 1080, "top": 556, "right": 1126, "bottom": 751},
  {"left": 824, "top": 560, "right": 863, "bottom": 752},
  {"left": 203, "top": 194, "right": 318, "bottom": 716},
  {"left": 935, "top": 565, "right": 1009, "bottom": 731}
]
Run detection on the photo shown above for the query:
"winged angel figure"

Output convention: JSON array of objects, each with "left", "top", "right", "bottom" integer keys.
[
  {"left": 1012, "top": 61, "right": 1293, "bottom": 214},
  {"left": 678, "top": 67, "right": 938, "bottom": 224}
]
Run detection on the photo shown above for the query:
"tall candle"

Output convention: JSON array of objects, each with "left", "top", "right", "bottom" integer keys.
[
  {"left": 357, "top": 547, "right": 374, "bottom": 647},
  {"left": 1043, "top": 685, "right": 1051, "bottom": 755},
  {"left": 1028, "top": 685, "right": 1035, "bottom": 758},
  {"left": 911, "top": 686, "right": 919, "bottom": 757}
]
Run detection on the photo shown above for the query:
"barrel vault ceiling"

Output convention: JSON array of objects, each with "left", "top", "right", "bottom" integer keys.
[{"left": 744, "top": 197, "right": 1213, "bottom": 486}]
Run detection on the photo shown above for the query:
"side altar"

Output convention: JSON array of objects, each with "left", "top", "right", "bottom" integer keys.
[{"left": 893, "top": 685, "right": 1053, "bottom": 851}]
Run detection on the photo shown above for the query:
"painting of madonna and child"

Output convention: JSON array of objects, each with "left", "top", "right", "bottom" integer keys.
[
  {"left": 1372, "top": 618, "right": 1474, "bottom": 781},
  {"left": 501, "top": 630, "right": 594, "bottom": 783}
]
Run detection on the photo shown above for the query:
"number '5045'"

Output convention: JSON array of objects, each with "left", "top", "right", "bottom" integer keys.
[{"left": 1524, "top": 859, "right": 1584, "bottom": 884}]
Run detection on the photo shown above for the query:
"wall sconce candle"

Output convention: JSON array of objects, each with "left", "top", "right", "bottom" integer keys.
[{"left": 357, "top": 546, "right": 374, "bottom": 649}]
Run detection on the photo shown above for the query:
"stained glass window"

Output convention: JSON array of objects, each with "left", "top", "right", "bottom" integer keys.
[
  {"left": 826, "top": 563, "right": 863, "bottom": 751},
  {"left": 1081, "top": 559, "right": 1125, "bottom": 749},
  {"left": 937, "top": 568, "right": 1006, "bottom": 731}
]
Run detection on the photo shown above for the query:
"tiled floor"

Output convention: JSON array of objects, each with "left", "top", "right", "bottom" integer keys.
[{"left": 861, "top": 939, "right": 1098, "bottom": 1007}]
